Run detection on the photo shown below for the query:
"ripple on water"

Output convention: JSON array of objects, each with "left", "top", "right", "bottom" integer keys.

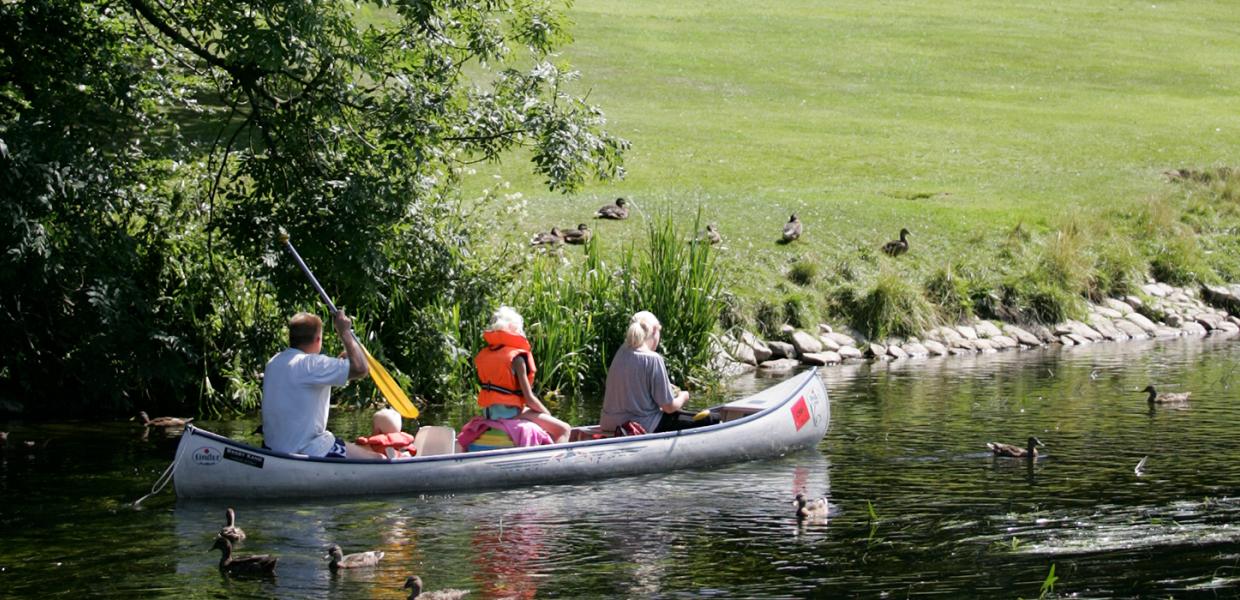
[{"left": 2, "top": 335, "right": 1240, "bottom": 597}]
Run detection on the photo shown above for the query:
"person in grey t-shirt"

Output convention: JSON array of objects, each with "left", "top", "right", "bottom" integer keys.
[{"left": 601, "top": 311, "right": 713, "bottom": 434}]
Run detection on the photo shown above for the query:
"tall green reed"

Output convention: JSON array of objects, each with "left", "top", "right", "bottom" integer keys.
[{"left": 516, "top": 211, "right": 726, "bottom": 399}]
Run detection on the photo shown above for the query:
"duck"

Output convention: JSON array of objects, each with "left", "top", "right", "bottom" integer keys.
[
  {"left": 881, "top": 228, "right": 910, "bottom": 256},
  {"left": 562, "top": 223, "right": 592, "bottom": 245},
  {"left": 793, "top": 493, "right": 829, "bottom": 525},
  {"left": 1141, "top": 385, "right": 1190, "bottom": 404},
  {"left": 781, "top": 214, "right": 801, "bottom": 243},
  {"left": 210, "top": 536, "right": 277, "bottom": 576},
  {"left": 987, "top": 436, "right": 1044, "bottom": 458},
  {"left": 138, "top": 411, "right": 193, "bottom": 427},
  {"left": 595, "top": 197, "right": 629, "bottom": 220},
  {"left": 694, "top": 223, "right": 722, "bottom": 245},
  {"left": 529, "top": 227, "right": 563, "bottom": 247},
  {"left": 404, "top": 575, "right": 470, "bottom": 600},
  {"left": 218, "top": 507, "right": 246, "bottom": 543},
  {"left": 325, "top": 544, "right": 384, "bottom": 570}
]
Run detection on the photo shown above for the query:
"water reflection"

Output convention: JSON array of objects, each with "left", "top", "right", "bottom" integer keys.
[{"left": 2, "top": 334, "right": 1240, "bottom": 598}]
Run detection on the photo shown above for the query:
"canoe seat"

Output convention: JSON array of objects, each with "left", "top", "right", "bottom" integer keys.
[
  {"left": 412, "top": 426, "right": 456, "bottom": 456},
  {"left": 569, "top": 425, "right": 612, "bottom": 442}
]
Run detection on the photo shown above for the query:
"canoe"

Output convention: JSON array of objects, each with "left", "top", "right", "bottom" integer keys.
[{"left": 172, "top": 368, "right": 829, "bottom": 499}]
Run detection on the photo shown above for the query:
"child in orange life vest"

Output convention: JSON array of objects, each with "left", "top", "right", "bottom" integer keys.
[
  {"left": 474, "top": 306, "right": 570, "bottom": 444},
  {"left": 355, "top": 408, "right": 415, "bottom": 459}
]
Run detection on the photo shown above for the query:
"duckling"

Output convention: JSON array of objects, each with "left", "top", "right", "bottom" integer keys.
[
  {"left": 595, "top": 197, "right": 629, "bottom": 220},
  {"left": 218, "top": 507, "right": 245, "bottom": 543},
  {"left": 781, "top": 214, "right": 802, "bottom": 242},
  {"left": 694, "top": 223, "right": 722, "bottom": 245},
  {"left": 1141, "top": 385, "right": 1190, "bottom": 404},
  {"left": 404, "top": 575, "right": 470, "bottom": 600},
  {"left": 325, "top": 544, "right": 384, "bottom": 570},
  {"left": 562, "top": 223, "right": 592, "bottom": 245},
  {"left": 210, "top": 536, "right": 277, "bottom": 576},
  {"left": 792, "top": 493, "right": 829, "bottom": 525},
  {"left": 881, "top": 228, "right": 910, "bottom": 257},
  {"left": 529, "top": 227, "right": 563, "bottom": 247},
  {"left": 987, "top": 436, "right": 1044, "bottom": 458},
  {"left": 138, "top": 411, "right": 193, "bottom": 428}
]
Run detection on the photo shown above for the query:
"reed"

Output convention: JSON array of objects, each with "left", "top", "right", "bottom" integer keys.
[
  {"left": 516, "top": 211, "right": 726, "bottom": 396},
  {"left": 618, "top": 210, "right": 726, "bottom": 387}
]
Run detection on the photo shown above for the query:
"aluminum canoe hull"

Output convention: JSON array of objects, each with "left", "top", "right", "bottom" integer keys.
[{"left": 172, "top": 368, "right": 829, "bottom": 499}]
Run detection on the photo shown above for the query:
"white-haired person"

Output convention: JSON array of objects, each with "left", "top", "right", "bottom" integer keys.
[
  {"left": 600, "top": 311, "right": 717, "bottom": 435},
  {"left": 473, "top": 306, "right": 570, "bottom": 444}
]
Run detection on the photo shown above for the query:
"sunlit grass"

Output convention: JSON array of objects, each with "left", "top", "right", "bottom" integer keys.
[{"left": 457, "top": 0, "right": 1240, "bottom": 330}]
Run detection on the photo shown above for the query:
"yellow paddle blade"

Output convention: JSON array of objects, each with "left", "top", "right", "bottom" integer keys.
[
  {"left": 359, "top": 343, "right": 419, "bottom": 419},
  {"left": 691, "top": 409, "right": 712, "bottom": 422}
]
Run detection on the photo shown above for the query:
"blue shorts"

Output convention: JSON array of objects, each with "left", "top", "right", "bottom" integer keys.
[
  {"left": 484, "top": 405, "right": 521, "bottom": 420},
  {"left": 325, "top": 436, "right": 347, "bottom": 458}
]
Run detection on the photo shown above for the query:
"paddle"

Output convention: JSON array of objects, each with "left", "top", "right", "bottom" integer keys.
[{"left": 279, "top": 233, "right": 419, "bottom": 419}]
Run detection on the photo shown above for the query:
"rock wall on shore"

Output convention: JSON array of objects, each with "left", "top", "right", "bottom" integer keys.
[{"left": 718, "top": 280, "right": 1240, "bottom": 374}]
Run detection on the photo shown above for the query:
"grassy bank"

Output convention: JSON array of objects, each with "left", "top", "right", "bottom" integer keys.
[{"left": 465, "top": 0, "right": 1240, "bottom": 336}]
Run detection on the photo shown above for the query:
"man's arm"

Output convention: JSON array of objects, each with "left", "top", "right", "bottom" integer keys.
[{"left": 333, "top": 311, "right": 369, "bottom": 380}]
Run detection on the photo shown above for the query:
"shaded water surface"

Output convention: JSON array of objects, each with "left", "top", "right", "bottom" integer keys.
[{"left": 2, "top": 336, "right": 1240, "bottom": 598}]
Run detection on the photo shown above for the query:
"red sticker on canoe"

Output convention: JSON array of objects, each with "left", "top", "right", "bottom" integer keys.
[{"left": 791, "top": 396, "right": 810, "bottom": 430}]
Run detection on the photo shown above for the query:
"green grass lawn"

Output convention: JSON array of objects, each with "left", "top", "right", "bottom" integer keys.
[{"left": 465, "top": 0, "right": 1240, "bottom": 319}]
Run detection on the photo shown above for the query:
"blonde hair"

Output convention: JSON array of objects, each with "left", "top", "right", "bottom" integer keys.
[
  {"left": 372, "top": 408, "right": 401, "bottom": 434},
  {"left": 625, "top": 311, "right": 661, "bottom": 349},
  {"left": 487, "top": 306, "right": 525, "bottom": 337}
]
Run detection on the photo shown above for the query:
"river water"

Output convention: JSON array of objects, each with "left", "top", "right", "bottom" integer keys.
[{"left": 2, "top": 335, "right": 1239, "bottom": 598}]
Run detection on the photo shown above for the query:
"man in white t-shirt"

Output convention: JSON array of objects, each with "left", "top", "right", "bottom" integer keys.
[{"left": 261, "top": 311, "right": 379, "bottom": 458}]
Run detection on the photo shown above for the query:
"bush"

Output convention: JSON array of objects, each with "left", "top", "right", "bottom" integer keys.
[
  {"left": 1150, "top": 233, "right": 1218, "bottom": 286},
  {"left": 1089, "top": 237, "right": 1145, "bottom": 300},
  {"left": 781, "top": 289, "right": 816, "bottom": 330},
  {"left": 925, "top": 264, "right": 975, "bottom": 323},
  {"left": 852, "top": 269, "right": 935, "bottom": 339}
]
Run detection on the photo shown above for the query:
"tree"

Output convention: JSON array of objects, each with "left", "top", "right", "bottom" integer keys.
[{"left": 0, "top": 0, "right": 627, "bottom": 415}]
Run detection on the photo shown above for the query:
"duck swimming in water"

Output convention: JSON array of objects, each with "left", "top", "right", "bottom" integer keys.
[
  {"left": 987, "top": 436, "right": 1044, "bottom": 459},
  {"left": 793, "top": 493, "right": 829, "bottom": 524},
  {"left": 1141, "top": 385, "right": 1190, "bottom": 404},
  {"left": 325, "top": 544, "right": 385, "bottom": 570},
  {"left": 404, "top": 575, "right": 470, "bottom": 600},
  {"left": 211, "top": 537, "right": 277, "bottom": 576},
  {"left": 218, "top": 507, "right": 245, "bottom": 543},
  {"left": 139, "top": 411, "right": 193, "bottom": 427}
]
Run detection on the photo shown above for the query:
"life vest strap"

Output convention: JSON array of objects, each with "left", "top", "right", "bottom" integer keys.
[{"left": 480, "top": 382, "right": 522, "bottom": 396}]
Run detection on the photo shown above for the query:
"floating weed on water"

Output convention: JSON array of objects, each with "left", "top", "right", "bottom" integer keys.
[
  {"left": 866, "top": 499, "right": 880, "bottom": 522},
  {"left": 1035, "top": 563, "right": 1058, "bottom": 599},
  {"left": 991, "top": 536, "right": 1024, "bottom": 552}
]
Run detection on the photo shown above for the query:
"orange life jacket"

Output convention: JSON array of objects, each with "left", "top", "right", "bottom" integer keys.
[
  {"left": 475, "top": 330, "right": 537, "bottom": 409},
  {"left": 355, "top": 431, "right": 416, "bottom": 454}
]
